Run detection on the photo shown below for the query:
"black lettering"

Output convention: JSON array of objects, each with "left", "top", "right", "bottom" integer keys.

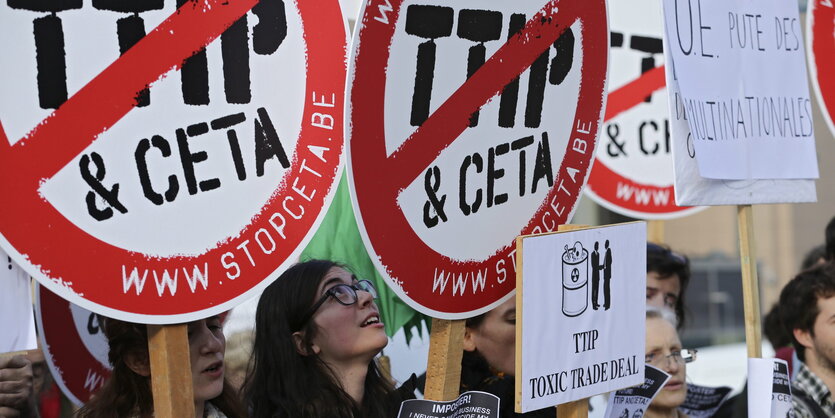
[{"left": 135, "top": 135, "right": 179, "bottom": 205}]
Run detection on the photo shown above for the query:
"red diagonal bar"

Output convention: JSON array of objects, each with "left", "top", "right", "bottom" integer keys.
[
  {"left": 0, "top": 0, "right": 258, "bottom": 181},
  {"left": 604, "top": 64, "right": 667, "bottom": 122},
  {"left": 384, "top": 0, "right": 580, "bottom": 187}
]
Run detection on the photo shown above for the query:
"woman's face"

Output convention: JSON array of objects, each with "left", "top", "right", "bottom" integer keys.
[
  {"left": 464, "top": 298, "right": 516, "bottom": 376},
  {"left": 188, "top": 316, "right": 226, "bottom": 406},
  {"left": 645, "top": 317, "right": 687, "bottom": 412},
  {"left": 646, "top": 272, "right": 681, "bottom": 311},
  {"left": 309, "top": 267, "right": 388, "bottom": 365}
]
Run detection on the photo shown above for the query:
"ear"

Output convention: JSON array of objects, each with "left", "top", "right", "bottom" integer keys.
[
  {"left": 463, "top": 327, "right": 477, "bottom": 352},
  {"left": 794, "top": 328, "right": 814, "bottom": 350},
  {"left": 292, "top": 331, "right": 321, "bottom": 356},
  {"left": 124, "top": 352, "right": 151, "bottom": 377}
]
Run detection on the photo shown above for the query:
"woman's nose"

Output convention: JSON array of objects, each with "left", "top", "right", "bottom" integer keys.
[{"left": 357, "top": 287, "right": 374, "bottom": 307}]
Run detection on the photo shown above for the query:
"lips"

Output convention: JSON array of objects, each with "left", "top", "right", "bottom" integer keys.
[
  {"left": 202, "top": 361, "right": 223, "bottom": 376},
  {"left": 664, "top": 380, "right": 684, "bottom": 391},
  {"left": 360, "top": 312, "right": 382, "bottom": 327}
]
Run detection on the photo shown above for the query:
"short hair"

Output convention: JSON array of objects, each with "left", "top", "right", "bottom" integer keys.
[
  {"left": 763, "top": 304, "right": 792, "bottom": 349},
  {"left": 825, "top": 216, "right": 835, "bottom": 261},
  {"left": 647, "top": 243, "right": 690, "bottom": 329},
  {"left": 801, "top": 244, "right": 826, "bottom": 271},
  {"left": 778, "top": 264, "right": 835, "bottom": 362}
]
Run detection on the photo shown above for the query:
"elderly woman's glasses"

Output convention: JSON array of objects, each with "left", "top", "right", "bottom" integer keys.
[
  {"left": 297, "top": 280, "right": 378, "bottom": 327},
  {"left": 645, "top": 348, "right": 697, "bottom": 367}
]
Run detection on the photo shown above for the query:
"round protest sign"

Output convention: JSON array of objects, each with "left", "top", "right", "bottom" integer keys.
[
  {"left": 583, "top": 0, "right": 703, "bottom": 220},
  {"left": 807, "top": 0, "right": 835, "bottom": 138},
  {"left": 347, "top": 0, "right": 608, "bottom": 318},
  {"left": 0, "top": 0, "right": 348, "bottom": 323},
  {"left": 35, "top": 284, "right": 111, "bottom": 406}
]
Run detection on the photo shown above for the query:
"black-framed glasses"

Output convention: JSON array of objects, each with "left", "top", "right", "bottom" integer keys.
[
  {"left": 297, "top": 280, "right": 378, "bottom": 327},
  {"left": 645, "top": 348, "right": 697, "bottom": 366}
]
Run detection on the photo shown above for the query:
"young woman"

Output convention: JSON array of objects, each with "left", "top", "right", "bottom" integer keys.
[
  {"left": 243, "top": 259, "right": 412, "bottom": 418},
  {"left": 76, "top": 316, "right": 244, "bottom": 418},
  {"left": 644, "top": 309, "right": 696, "bottom": 418},
  {"left": 460, "top": 298, "right": 553, "bottom": 418}
]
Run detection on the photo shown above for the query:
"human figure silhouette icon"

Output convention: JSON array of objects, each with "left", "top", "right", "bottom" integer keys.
[
  {"left": 603, "top": 239, "right": 613, "bottom": 310},
  {"left": 591, "top": 241, "right": 601, "bottom": 310}
]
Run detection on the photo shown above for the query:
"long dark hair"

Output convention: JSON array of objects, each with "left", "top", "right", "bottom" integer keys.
[
  {"left": 75, "top": 318, "right": 244, "bottom": 418},
  {"left": 242, "top": 259, "right": 396, "bottom": 418}
]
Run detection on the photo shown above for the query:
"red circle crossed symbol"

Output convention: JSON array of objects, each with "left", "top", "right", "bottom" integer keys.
[
  {"left": 348, "top": 0, "right": 608, "bottom": 318},
  {"left": 36, "top": 285, "right": 111, "bottom": 406},
  {"left": 808, "top": 0, "right": 835, "bottom": 138},
  {"left": 0, "top": 0, "right": 347, "bottom": 323}
]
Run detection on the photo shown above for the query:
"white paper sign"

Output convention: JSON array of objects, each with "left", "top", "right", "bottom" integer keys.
[
  {"left": 603, "top": 365, "right": 671, "bottom": 418},
  {"left": 517, "top": 222, "right": 646, "bottom": 412},
  {"left": 661, "top": 0, "right": 818, "bottom": 180},
  {"left": 0, "top": 247, "right": 37, "bottom": 352},
  {"left": 662, "top": 13, "right": 816, "bottom": 205},
  {"left": 748, "top": 358, "right": 793, "bottom": 418}
]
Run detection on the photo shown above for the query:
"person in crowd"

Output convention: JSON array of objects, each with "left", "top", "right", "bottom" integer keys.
[
  {"left": 825, "top": 217, "right": 835, "bottom": 262},
  {"left": 243, "top": 259, "right": 413, "bottom": 418},
  {"left": 802, "top": 244, "right": 827, "bottom": 271},
  {"left": 644, "top": 308, "right": 695, "bottom": 418},
  {"left": 646, "top": 243, "right": 690, "bottom": 329},
  {"left": 459, "top": 298, "right": 553, "bottom": 417},
  {"left": 0, "top": 354, "right": 36, "bottom": 418},
  {"left": 780, "top": 264, "right": 835, "bottom": 417},
  {"left": 75, "top": 315, "right": 244, "bottom": 418}
]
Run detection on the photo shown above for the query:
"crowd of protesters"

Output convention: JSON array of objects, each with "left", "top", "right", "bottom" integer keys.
[{"left": 3, "top": 217, "right": 835, "bottom": 417}]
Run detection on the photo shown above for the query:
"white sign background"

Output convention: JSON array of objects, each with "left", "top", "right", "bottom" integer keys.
[
  {"left": 662, "top": 0, "right": 818, "bottom": 180},
  {"left": 586, "top": 0, "right": 704, "bottom": 220},
  {"left": 518, "top": 222, "right": 646, "bottom": 412},
  {"left": 0, "top": 247, "right": 37, "bottom": 353},
  {"left": 662, "top": 7, "right": 816, "bottom": 205}
]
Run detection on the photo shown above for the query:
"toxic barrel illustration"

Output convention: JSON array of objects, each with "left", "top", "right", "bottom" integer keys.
[{"left": 561, "top": 241, "right": 588, "bottom": 317}]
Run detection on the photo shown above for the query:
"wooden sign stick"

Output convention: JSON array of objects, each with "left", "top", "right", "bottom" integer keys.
[
  {"left": 554, "top": 224, "right": 590, "bottom": 418},
  {"left": 647, "top": 220, "right": 665, "bottom": 244},
  {"left": 147, "top": 324, "right": 195, "bottom": 418},
  {"left": 736, "top": 205, "right": 763, "bottom": 358},
  {"left": 424, "top": 318, "right": 466, "bottom": 401}
]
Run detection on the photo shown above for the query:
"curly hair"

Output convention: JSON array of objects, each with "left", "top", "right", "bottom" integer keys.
[{"left": 779, "top": 264, "right": 835, "bottom": 362}]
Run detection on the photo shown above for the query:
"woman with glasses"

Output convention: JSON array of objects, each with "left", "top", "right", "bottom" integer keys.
[
  {"left": 647, "top": 243, "right": 691, "bottom": 329},
  {"left": 644, "top": 308, "right": 696, "bottom": 418},
  {"left": 243, "top": 259, "right": 411, "bottom": 418}
]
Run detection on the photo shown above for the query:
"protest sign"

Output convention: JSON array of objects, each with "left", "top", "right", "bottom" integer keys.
[
  {"left": 397, "top": 391, "right": 500, "bottom": 418},
  {"left": 516, "top": 222, "right": 646, "bottom": 412},
  {"left": 807, "top": 0, "right": 835, "bottom": 138},
  {"left": 0, "top": 0, "right": 349, "bottom": 323},
  {"left": 678, "top": 383, "right": 732, "bottom": 418},
  {"left": 661, "top": 0, "right": 818, "bottom": 180},
  {"left": 585, "top": 0, "right": 703, "bottom": 220},
  {"left": 347, "top": 0, "right": 608, "bottom": 319},
  {"left": 35, "top": 284, "right": 111, "bottom": 406},
  {"left": 661, "top": 3, "right": 816, "bottom": 205},
  {"left": 603, "top": 365, "right": 670, "bottom": 418},
  {"left": 0, "top": 247, "right": 37, "bottom": 353},
  {"left": 748, "top": 358, "right": 792, "bottom": 417}
]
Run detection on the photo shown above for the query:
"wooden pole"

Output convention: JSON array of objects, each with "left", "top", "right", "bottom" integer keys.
[
  {"left": 147, "top": 324, "right": 194, "bottom": 418},
  {"left": 647, "top": 220, "right": 665, "bottom": 244},
  {"left": 737, "top": 205, "right": 763, "bottom": 358},
  {"left": 424, "top": 318, "right": 466, "bottom": 401},
  {"left": 554, "top": 224, "right": 590, "bottom": 418}
]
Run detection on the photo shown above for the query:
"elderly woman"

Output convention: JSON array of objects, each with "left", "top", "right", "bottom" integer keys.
[{"left": 644, "top": 308, "right": 697, "bottom": 418}]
